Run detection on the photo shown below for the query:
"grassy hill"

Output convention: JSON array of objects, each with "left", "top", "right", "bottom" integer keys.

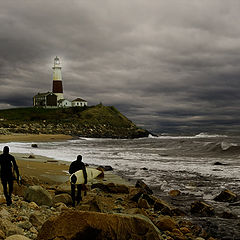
[{"left": 0, "top": 104, "right": 150, "bottom": 138}]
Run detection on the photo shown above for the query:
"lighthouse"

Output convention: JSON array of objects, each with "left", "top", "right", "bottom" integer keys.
[{"left": 52, "top": 56, "right": 64, "bottom": 101}]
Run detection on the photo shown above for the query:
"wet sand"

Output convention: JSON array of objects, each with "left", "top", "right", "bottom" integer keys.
[{"left": 0, "top": 133, "right": 73, "bottom": 143}]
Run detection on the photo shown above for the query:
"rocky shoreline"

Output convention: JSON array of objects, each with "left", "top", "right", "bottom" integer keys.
[
  {"left": 0, "top": 160, "right": 229, "bottom": 240},
  {"left": 0, "top": 122, "right": 150, "bottom": 139}
]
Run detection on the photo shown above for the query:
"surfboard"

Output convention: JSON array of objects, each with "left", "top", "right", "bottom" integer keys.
[{"left": 70, "top": 167, "right": 102, "bottom": 184}]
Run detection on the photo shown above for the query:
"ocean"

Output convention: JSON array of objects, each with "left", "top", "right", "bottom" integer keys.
[
  {"left": 1, "top": 133, "right": 239, "bottom": 189},
  {"left": 1, "top": 133, "right": 240, "bottom": 238}
]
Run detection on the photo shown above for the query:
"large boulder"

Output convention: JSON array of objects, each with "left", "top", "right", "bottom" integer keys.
[
  {"left": 214, "top": 189, "right": 238, "bottom": 202},
  {"left": 5, "top": 235, "right": 31, "bottom": 240},
  {"left": 29, "top": 213, "right": 44, "bottom": 229},
  {"left": 54, "top": 193, "right": 72, "bottom": 205},
  {"left": 106, "top": 183, "right": 129, "bottom": 194},
  {"left": 24, "top": 185, "right": 53, "bottom": 206},
  {"left": 135, "top": 180, "right": 153, "bottom": 195},
  {"left": 190, "top": 201, "right": 215, "bottom": 217},
  {"left": 154, "top": 199, "right": 172, "bottom": 216},
  {"left": 91, "top": 183, "right": 129, "bottom": 194},
  {"left": 154, "top": 215, "right": 177, "bottom": 231},
  {"left": 37, "top": 210, "right": 162, "bottom": 240},
  {"left": 0, "top": 219, "right": 23, "bottom": 237},
  {"left": 13, "top": 183, "right": 27, "bottom": 197},
  {"left": 54, "top": 182, "right": 71, "bottom": 195}
]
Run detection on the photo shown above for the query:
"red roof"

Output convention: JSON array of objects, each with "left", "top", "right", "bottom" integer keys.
[{"left": 72, "top": 98, "right": 87, "bottom": 102}]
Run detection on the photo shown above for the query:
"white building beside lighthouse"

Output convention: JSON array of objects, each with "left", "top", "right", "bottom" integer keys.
[{"left": 33, "top": 56, "right": 87, "bottom": 108}]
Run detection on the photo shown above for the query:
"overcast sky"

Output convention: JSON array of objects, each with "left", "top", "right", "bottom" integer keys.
[{"left": 1, "top": 1, "right": 240, "bottom": 134}]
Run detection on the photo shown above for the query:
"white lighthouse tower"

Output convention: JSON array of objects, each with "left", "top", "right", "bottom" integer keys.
[{"left": 52, "top": 56, "right": 64, "bottom": 101}]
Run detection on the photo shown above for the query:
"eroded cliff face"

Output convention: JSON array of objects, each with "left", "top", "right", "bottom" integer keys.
[{"left": 0, "top": 105, "right": 150, "bottom": 138}]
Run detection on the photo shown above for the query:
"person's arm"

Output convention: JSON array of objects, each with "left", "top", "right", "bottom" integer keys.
[
  {"left": 12, "top": 156, "right": 19, "bottom": 183},
  {"left": 69, "top": 162, "right": 75, "bottom": 174},
  {"left": 82, "top": 164, "right": 87, "bottom": 184}
]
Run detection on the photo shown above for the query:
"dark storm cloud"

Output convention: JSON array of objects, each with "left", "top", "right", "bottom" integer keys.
[{"left": 1, "top": 0, "right": 240, "bottom": 134}]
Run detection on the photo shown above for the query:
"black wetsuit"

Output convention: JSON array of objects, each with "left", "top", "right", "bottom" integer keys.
[
  {"left": 69, "top": 159, "right": 87, "bottom": 206},
  {"left": 0, "top": 152, "right": 19, "bottom": 205}
]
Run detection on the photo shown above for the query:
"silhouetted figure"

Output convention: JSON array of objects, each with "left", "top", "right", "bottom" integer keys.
[
  {"left": 0, "top": 146, "right": 19, "bottom": 206},
  {"left": 69, "top": 155, "right": 87, "bottom": 207}
]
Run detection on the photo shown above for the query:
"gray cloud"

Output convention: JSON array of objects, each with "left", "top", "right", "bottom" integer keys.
[{"left": 0, "top": 0, "right": 240, "bottom": 134}]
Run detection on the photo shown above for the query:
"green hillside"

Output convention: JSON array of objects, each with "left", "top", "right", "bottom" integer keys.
[{"left": 0, "top": 104, "right": 150, "bottom": 138}]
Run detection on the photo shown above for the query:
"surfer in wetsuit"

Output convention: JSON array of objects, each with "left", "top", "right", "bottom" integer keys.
[
  {"left": 69, "top": 155, "right": 87, "bottom": 207},
  {"left": 0, "top": 146, "right": 19, "bottom": 206}
]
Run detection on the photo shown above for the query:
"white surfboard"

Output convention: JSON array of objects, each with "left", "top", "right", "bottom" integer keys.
[{"left": 70, "top": 167, "right": 102, "bottom": 184}]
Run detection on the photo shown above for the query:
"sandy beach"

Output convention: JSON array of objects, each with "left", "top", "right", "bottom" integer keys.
[{"left": 0, "top": 133, "right": 73, "bottom": 143}]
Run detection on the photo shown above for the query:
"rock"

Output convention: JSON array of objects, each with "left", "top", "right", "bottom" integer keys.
[
  {"left": 154, "top": 199, "right": 172, "bottom": 215},
  {"left": 138, "top": 196, "right": 150, "bottom": 209},
  {"left": 214, "top": 189, "right": 238, "bottom": 202},
  {"left": 0, "top": 196, "right": 6, "bottom": 205},
  {"left": 169, "top": 189, "right": 181, "bottom": 197},
  {"left": 79, "top": 196, "right": 104, "bottom": 212},
  {"left": 13, "top": 183, "right": 27, "bottom": 197},
  {"left": 220, "top": 210, "right": 238, "bottom": 219},
  {"left": 91, "top": 183, "right": 129, "bottom": 194},
  {"left": 24, "top": 185, "right": 53, "bottom": 206},
  {"left": 55, "top": 202, "right": 68, "bottom": 212},
  {"left": 30, "top": 226, "right": 38, "bottom": 234},
  {"left": 0, "top": 218, "right": 24, "bottom": 236},
  {"left": 170, "top": 208, "right": 186, "bottom": 216},
  {"left": 106, "top": 183, "right": 129, "bottom": 194},
  {"left": 141, "top": 193, "right": 155, "bottom": 205},
  {"left": 171, "top": 228, "right": 185, "bottom": 240},
  {"left": 55, "top": 182, "right": 71, "bottom": 195},
  {"left": 29, "top": 213, "right": 44, "bottom": 229},
  {"left": 213, "top": 162, "right": 225, "bottom": 165},
  {"left": 31, "top": 144, "right": 38, "bottom": 148},
  {"left": 37, "top": 210, "right": 162, "bottom": 240},
  {"left": 54, "top": 193, "right": 72, "bottom": 205},
  {"left": 98, "top": 165, "right": 113, "bottom": 171},
  {"left": 125, "top": 208, "right": 148, "bottom": 217},
  {"left": 180, "top": 227, "right": 191, "bottom": 234},
  {"left": 28, "top": 201, "right": 39, "bottom": 209},
  {"left": 91, "top": 183, "right": 109, "bottom": 192},
  {"left": 28, "top": 154, "right": 35, "bottom": 159},
  {"left": 129, "top": 188, "right": 155, "bottom": 206},
  {"left": 5, "top": 235, "right": 31, "bottom": 240},
  {"left": 129, "top": 188, "right": 145, "bottom": 202},
  {"left": 17, "top": 221, "right": 32, "bottom": 230},
  {"left": 135, "top": 180, "right": 153, "bottom": 195},
  {"left": 96, "top": 167, "right": 104, "bottom": 178},
  {"left": 154, "top": 215, "right": 177, "bottom": 231},
  {"left": 0, "top": 230, "right": 5, "bottom": 240},
  {"left": 190, "top": 201, "right": 215, "bottom": 217},
  {"left": 0, "top": 208, "right": 11, "bottom": 220}
]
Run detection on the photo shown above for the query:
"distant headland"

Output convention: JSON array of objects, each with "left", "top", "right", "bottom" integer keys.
[
  {"left": 0, "top": 104, "right": 150, "bottom": 138},
  {"left": 0, "top": 57, "right": 151, "bottom": 138}
]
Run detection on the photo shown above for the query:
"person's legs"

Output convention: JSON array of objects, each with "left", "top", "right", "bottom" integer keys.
[
  {"left": 1, "top": 179, "right": 8, "bottom": 200},
  {"left": 8, "top": 178, "right": 13, "bottom": 205},
  {"left": 76, "top": 184, "right": 82, "bottom": 204},
  {"left": 71, "top": 184, "right": 76, "bottom": 207},
  {"left": 1, "top": 178, "right": 11, "bottom": 206}
]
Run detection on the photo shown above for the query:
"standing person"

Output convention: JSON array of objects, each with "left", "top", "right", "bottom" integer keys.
[
  {"left": 0, "top": 146, "right": 19, "bottom": 206},
  {"left": 69, "top": 155, "right": 87, "bottom": 207}
]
